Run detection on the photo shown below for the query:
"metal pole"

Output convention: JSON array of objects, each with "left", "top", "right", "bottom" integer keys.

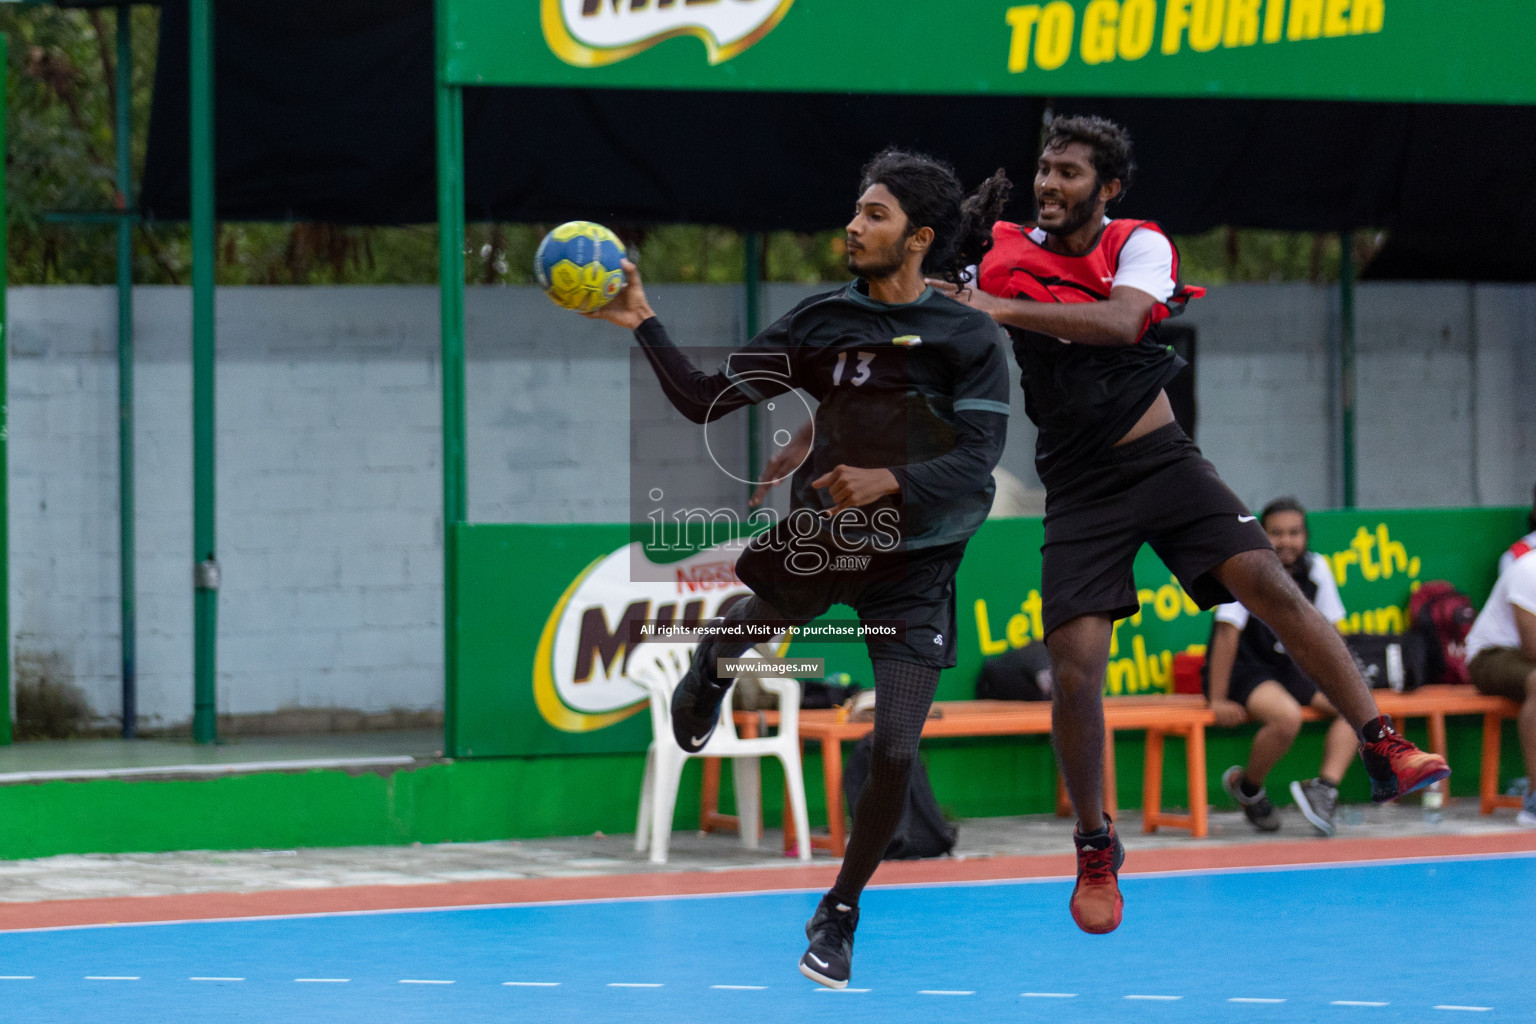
[
  {"left": 1339, "top": 231, "right": 1356, "bottom": 509},
  {"left": 0, "top": 33, "right": 11, "bottom": 746},
  {"left": 1467, "top": 283, "right": 1481, "bottom": 505},
  {"left": 435, "top": 0, "right": 467, "bottom": 756},
  {"left": 743, "top": 232, "right": 763, "bottom": 497},
  {"left": 190, "top": 0, "right": 218, "bottom": 743},
  {"left": 115, "top": 5, "right": 137, "bottom": 739}
]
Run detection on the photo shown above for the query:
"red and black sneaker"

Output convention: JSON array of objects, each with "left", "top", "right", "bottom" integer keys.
[
  {"left": 1070, "top": 816, "right": 1125, "bottom": 935},
  {"left": 1359, "top": 717, "right": 1450, "bottom": 803}
]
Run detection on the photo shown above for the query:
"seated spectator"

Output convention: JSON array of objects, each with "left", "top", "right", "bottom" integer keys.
[
  {"left": 1498, "top": 483, "right": 1536, "bottom": 575},
  {"left": 1466, "top": 531, "right": 1536, "bottom": 828},
  {"left": 1205, "top": 498, "right": 1356, "bottom": 836}
]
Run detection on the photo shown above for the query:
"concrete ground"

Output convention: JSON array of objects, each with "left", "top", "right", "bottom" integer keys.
[{"left": 1, "top": 795, "right": 1528, "bottom": 904}]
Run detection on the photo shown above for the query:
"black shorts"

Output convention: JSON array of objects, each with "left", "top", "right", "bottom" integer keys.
[
  {"left": 1040, "top": 423, "right": 1271, "bottom": 638},
  {"left": 734, "top": 521, "right": 965, "bottom": 669},
  {"left": 1212, "top": 655, "right": 1320, "bottom": 708}
]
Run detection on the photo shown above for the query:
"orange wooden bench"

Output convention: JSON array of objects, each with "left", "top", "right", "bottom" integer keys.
[
  {"left": 700, "top": 683, "right": 1526, "bottom": 856},
  {"left": 1178, "top": 644, "right": 1525, "bottom": 816},
  {"left": 702, "top": 695, "right": 1216, "bottom": 856},
  {"left": 1309, "top": 684, "right": 1523, "bottom": 813}
]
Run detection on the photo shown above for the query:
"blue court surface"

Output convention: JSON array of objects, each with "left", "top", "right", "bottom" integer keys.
[{"left": 3, "top": 853, "right": 1531, "bottom": 1024}]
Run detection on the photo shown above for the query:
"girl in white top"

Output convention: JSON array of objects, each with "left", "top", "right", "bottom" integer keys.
[{"left": 1205, "top": 498, "right": 1357, "bottom": 836}]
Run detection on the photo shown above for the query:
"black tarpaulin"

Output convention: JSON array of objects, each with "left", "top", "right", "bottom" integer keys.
[{"left": 140, "top": 0, "right": 1536, "bottom": 279}]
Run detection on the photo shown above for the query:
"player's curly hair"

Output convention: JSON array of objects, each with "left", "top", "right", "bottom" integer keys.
[
  {"left": 858, "top": 148, "right": 1012, "bottom": 286},
  {"left": 1043, "top": 114, "right": 1135, "bottom": 202}
]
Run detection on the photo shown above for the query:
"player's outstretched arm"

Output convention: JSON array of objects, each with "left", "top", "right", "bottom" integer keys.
[
  {"left": 592, "top": 260, "right": 793, "bottom": 425},
  {"left": 589, "top": 260, "right": 730, "bottom": 423},
  {"left": 929, "top": 279, "right": 1156, "bottom": 347}
]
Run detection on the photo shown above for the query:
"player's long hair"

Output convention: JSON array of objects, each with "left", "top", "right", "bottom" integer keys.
[{"left": 858, "top": 148, "right": 1012, "bottom": 287}]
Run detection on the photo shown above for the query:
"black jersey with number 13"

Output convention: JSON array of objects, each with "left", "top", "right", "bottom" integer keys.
[{"left": 633, "top": 281, "right": 1011, "bottom": 551}]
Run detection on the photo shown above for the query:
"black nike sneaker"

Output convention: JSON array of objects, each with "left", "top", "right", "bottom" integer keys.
[
  {"left": 670, "top": 659, "right": 731, "bottom": 753},
  {"left": 799, "top": 895, "right": 858, "bottom": 989}
]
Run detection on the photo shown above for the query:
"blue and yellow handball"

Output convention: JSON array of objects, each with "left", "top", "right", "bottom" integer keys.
[{"left": 534, "top": 221, "right": 627, "bottom": 312}]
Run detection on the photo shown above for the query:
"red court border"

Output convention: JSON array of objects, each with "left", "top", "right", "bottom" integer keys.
[{"left": 4, "top": 831, "right": 1533, "bottom": 932}]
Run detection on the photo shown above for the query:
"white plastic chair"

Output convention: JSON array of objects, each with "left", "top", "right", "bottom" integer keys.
[{"left": 630, "top": 643, "right": 812, "bottom": 864}]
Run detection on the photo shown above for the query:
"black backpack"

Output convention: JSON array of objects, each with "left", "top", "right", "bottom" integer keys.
[
  {"left": 842, "top": 736, "right": 957, "bottom": 860},
  {"left": 976, "top": 642, "right": 1053, "bottom": 701},
  {"left": 1344, "top": 632, "right": 1428, "bottom": 692}
]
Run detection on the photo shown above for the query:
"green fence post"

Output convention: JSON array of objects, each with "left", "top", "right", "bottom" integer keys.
[
  {"left": 743, "top": 232, "right": 763, "bottom": 497},
  {"left": 1339, "top": 231, "right": 1356, "bottom": 509},
  {"left": 116, "top": 5, "right": 137, "bottom": 739},
  {"left": 190, "top": 0, "right": 218, "bottom": 743},
  {"left": 436, "top": 0, "right": 468, "bottom": 757},
  {"left": 0, "top": 32, "right": 10, "bottom": 746}
]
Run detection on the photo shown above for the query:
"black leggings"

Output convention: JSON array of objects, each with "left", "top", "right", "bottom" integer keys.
[
  {"left": 689, "top": 599, "right": 942, "bottom": 907},
  {"left": 690, "top": 595, "right": 800, "bottom": 684},
  {"left": 829, "top": 658, "right": 941, "bottom": 907}
]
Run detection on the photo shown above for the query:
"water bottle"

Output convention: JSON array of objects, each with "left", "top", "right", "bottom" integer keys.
[
  {"left": 1385, "top": 643, "right": 1405, "bottom": 692},
  {"left": 1422, "top": 786, "right": 1444, "bottom": 824}
]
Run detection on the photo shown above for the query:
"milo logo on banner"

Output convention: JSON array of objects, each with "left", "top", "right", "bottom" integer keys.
[
  {"left": 533, "top": 542, "right": 753, "bottom": 732},
  {"left": 542, "top": 0, "right": 797, "bottom": 67}
]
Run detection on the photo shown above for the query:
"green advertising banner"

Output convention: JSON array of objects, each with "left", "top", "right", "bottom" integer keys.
[
  {"left": 451, "top": 506, "right": 1526, "bottom": 758},
  {"left": 441, "top": 1, "right": 1536, "bottom": 104}
]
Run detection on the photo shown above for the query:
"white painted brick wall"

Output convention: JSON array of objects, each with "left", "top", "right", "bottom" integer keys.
[
  {"left": 1178, "top": 283, "right": 1335, "bottom": 508},
  {"left": 7, "top": 281, "right": 1535, "bottom": 730}
]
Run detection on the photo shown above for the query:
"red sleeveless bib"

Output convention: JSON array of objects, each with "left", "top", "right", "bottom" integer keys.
[{"left": 979, "top": 219, "right": 1204, "bottom": 337}]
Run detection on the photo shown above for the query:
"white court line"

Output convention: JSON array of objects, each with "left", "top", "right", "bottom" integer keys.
[
  {"left": 608, "top": 982, "right": 663, "bottom": 988},
  {"left": 190, "top": 977, "right": 245, "bottom": 982},
  {"left": 1332, "top": 1001, "right": 1389, "bottom": 1007},
  {"left": 85, "top": 976, "right": 139, "bottom": 981},
  {"left": 919, "top": 989, "right": 975, "bottom": 995},
  {"left": 1433, "top": 1007, "right": 1491, "bottom": 1013},
  {"left": 712, "top": 985, "right": 767, "bottom": 990},
  {"left": 503, "top": 981, "right": 560, "bottom": 987},
  {"left": 1125, "top": 994, "right": 1182, "bottom": 1000},
  {"left": 295, "top": 978, "right": 350, "bottom": 983},
  {"left": 399, "top": 979, "right": 455, "bottom": 984},
  {"left": 1230, "top": 997, "right": 1286, "bottom": 1003},
  {"left": 816, "top": 987, "right": 871, "bottom": 993},
  {"left": 1021, "top": 992, "right": 1077, "bottom": 998},
  {"left": 0, "top": 976, "right": 35, "bottom": 980}
]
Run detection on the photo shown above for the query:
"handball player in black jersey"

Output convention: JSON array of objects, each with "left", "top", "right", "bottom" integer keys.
[
  {"left": 589, "top": 149, "right": 1012, "bottom": 988},
  {"left": 933, "top": 115, "right": 1449, "bottom": 935}
]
